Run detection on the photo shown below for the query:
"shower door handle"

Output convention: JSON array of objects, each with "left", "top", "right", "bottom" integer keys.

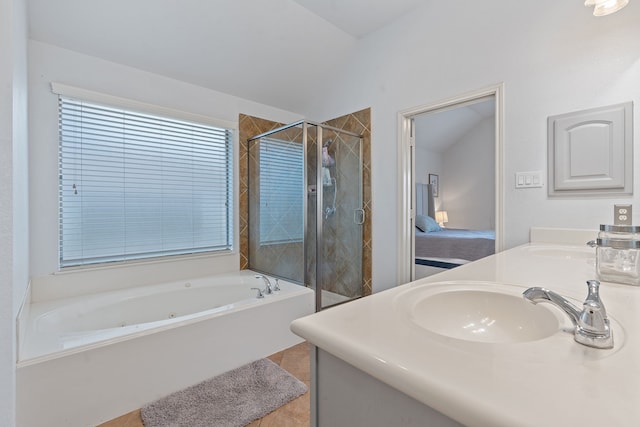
[{"left": 354, "top": 208, "right": 365, "bottom": 225}]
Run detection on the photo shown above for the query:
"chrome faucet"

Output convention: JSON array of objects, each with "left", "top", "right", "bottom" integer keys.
[
  {"left": 523, "top": 280, "right": 613, "bottom": 349},
  {"left": 255, "top": 275, "right": 273, "bottom": 295}
]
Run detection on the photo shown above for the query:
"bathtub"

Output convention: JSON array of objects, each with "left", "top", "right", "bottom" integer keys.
[{"left": 16, "top": 270, "right": 315, "bottom": 427}]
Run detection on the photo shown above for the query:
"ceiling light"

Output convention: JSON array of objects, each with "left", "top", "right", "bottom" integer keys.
[{"left": 584, "top": 0, "right": 630, "bottom": 16}]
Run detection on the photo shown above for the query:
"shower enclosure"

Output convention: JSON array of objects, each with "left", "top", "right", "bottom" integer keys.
[{"left": 248, "top": 121, "right": 364, "bottom": 310}]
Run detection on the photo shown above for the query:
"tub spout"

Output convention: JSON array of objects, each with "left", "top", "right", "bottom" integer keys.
[
  {"left": 523, "top": 280, "right": 613, "bottom": 349},
  {"left": 255, "top": 275, "right": 273, "bottom": 295}
]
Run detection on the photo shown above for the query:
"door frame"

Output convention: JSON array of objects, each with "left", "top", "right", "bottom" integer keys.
[{"left": 396, "top": 83, "right": 505, "bottom": 284}]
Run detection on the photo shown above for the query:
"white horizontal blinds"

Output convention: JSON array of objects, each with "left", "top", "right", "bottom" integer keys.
[
  {"left": 59, "top": 97, "right": 233, "bottom": 267},
  {"left": 259, "top": 137, "right": 303, "bottom": 244}
]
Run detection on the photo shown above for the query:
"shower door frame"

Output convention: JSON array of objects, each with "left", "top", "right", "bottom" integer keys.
[{"left": 248, "top": 120, "right": 363, "bottom": 312}]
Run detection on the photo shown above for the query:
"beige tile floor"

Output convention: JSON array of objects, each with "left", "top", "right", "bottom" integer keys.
[{"left": 98, "top": 342, "right": 310, "bottom": 427}]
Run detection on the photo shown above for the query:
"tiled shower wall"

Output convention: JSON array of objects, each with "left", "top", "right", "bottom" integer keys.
[
  {"left": 238, "top": 109, "right": 372, "bottom": 296},
  {"left": 323, "top": 109, "right": 372, "bottom": 296}
]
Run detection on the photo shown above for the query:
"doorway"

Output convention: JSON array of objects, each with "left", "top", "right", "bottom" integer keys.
[{"left": 396, "top": 84, "right": 505, "bottom": 284}]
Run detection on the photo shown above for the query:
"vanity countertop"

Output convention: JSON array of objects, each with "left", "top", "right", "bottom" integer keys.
[{"left": 291, "top": 243, "right": 640, "bottom": 427}]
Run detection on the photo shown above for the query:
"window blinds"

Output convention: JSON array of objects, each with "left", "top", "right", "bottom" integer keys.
[
  {"left": 58, "top": 97, "right": 233, "bottom": 267},
  {"left": 259, "top": 138, "right": 304, "bottom": 244}
]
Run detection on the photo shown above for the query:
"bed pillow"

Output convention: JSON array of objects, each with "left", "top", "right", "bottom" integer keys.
[{"left": 415, "top": 214, "right": 442, "bottom": 232}]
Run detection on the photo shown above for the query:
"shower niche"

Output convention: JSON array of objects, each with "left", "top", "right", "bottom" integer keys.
[{"left": 245, "top": 118, "right": 367, "bottom": 310}]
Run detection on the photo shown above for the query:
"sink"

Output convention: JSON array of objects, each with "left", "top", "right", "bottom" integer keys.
[{"left": 396, "top": 282, "right": 562, "bottom": 344}]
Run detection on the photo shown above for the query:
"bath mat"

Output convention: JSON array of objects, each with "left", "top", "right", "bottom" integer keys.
[{"left": 141, "top": 358, "right": 307, "bottom": 427}]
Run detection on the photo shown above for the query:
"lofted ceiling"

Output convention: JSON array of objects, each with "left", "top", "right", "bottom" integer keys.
[
  {"left": 292, "top": 0, "right": 425, "bottom": 38},
  {"left": 27, "top": 0, "right": 424, "bottom": 114}
]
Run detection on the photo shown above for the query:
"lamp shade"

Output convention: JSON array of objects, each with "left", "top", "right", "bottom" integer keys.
[{"left": 435, "top": 211, "right": 449, "bottom": 226}]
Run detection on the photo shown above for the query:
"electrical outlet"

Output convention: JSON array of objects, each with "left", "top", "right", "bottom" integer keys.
[{"left": 614, "top": 204, "right": 632, "bottom": 225}]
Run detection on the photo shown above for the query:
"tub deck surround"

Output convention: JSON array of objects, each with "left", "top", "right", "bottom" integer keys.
[
  {"left": 20, "top": 270, "right": 307, "bottom": 363},
  {"left": 291, "top": 243, "right": 640, "bottom": 427},
  {"left": 17, "top": 270, "right": 314, "bottom": 427}
]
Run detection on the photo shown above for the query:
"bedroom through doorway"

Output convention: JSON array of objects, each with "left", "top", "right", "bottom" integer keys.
[{"left": 397, "top": 85, "right": 504, "bottom": 283}]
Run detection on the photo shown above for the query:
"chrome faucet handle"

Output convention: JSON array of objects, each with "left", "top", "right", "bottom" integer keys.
[
  {"left": 586, "top": 240, "right": 597, "bottom": 248},
  {"left": 584, "top": 280, "right": 606, "bottom": 316},
  {"left": 577, "top": 280, "right": 611, "bottom": 338},
  {"left": 273, "top": 278, "right": 281, "bottom": 292},
  {"left": 574, "top": 280, "right": 613, "bottom": 349},
  {"left": 250, "top": 287, "right": 265, "bottom": 299}
]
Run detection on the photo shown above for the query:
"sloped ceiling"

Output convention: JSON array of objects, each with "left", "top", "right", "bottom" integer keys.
[
  {"left": 414, "top": 99, "right": 496, "bottom": 153},
  {"left": 27, "top": 0, "right": 423, "bottom": 114},
  {"left": 292, "top": 0, "right": 424, "bottom": 38}
]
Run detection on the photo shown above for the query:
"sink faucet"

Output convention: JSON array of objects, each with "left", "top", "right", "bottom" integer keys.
[
  {"left": 255, "top": 275, "right": 273, "bottom": 295},
  {"left": 523, "top": 280, "right": 613, "bottom": 349}
]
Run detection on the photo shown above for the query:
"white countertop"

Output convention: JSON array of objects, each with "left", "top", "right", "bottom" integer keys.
[{"left": 291, "top": 243, "right": 640, "bottom": 427}]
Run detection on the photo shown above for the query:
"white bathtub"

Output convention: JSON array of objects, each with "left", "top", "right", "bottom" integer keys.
[{"left": 17, "top": 270, "right": 315, "bottom": 427}]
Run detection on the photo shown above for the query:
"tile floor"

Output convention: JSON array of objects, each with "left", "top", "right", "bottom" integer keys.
[{"left": 98, "top": 341, "right": 311, "bottom": 427}]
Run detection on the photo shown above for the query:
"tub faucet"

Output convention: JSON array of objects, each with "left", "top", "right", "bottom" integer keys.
[
  {"left": 255, "top": 275, "right": 273, "bottom": 295},
  {"left": 523, "top": 280, "right": 613, "bottom": 349}
]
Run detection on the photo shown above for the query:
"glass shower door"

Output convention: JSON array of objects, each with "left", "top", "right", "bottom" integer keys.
[
  {"left": 248, "top": 123, "right": 305, "bottom": 283},
  {"left": 315, "top": 128, "right": 364, "bottom": 309}
]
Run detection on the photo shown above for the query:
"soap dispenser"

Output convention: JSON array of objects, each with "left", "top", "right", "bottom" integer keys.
[{"left": 596, "top": 224, "right": 640, "bottom": 286}]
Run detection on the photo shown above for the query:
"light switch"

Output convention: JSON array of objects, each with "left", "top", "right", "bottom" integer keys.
[{"left": 516, "top": 171, "right": 544, "bottom": 189}]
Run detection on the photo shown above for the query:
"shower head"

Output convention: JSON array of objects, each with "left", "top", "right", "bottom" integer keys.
[{"left": 323, "top": 139, "right": 333, "bottom": 148}]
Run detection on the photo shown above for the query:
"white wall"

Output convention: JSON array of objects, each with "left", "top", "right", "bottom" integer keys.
[
  {"left": 1, "top": 0, "right": 29, "bottom": 425},
  {"left": 414, "top": 145, "right": 442, "bottom": 208},
  {"left": 441, "top": 117, "right": 495, "bottom": 230},
  {"left": 301, "top": 0, "right": 640, "bottom": 291},
  {"left": 29, "top": 41, "right": 303, "bottom": 300},
  {"left": 414, "top": 146, "right": 442, "bottom": 186}
]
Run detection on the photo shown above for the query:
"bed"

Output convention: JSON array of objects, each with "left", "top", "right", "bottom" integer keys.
[
  {"left": 415, "top": 227, "right": 495, "bottom": 268},
  {"left": 414, "top": 183, "right": 495, "bottom": 270}
]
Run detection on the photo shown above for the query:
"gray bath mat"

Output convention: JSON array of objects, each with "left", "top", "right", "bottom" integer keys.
[{"left": 141, "top": 358, "right": 307, "bottom": 427}]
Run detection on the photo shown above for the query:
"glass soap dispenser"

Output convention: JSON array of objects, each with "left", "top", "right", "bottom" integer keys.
[{"left": 596, "top": 224, "right": 640, "bottom": 286}]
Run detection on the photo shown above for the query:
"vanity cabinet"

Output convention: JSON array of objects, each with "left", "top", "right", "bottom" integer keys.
[
  {"left": 293, "top": 234, "right": 640, "bottom": 427},
  {"left": 315, "top": 348, "right": 462, "bottom": 427}
]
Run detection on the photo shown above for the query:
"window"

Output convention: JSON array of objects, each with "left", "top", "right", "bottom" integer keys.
[
  {"left": 258, "top": 137, "right": 303, "bottom": 244},
  {"left": 58, "top": 96, "right": 233, "bottom": 267}
]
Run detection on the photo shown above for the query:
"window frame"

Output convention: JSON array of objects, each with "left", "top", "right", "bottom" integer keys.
[{"left": 53, "top": 83, "right": 238, "bottom": 269}]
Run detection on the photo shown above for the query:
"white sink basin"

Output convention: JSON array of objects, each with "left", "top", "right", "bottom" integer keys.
[{"left": 396, "top": 282, "right": 562, "bottom": 344}]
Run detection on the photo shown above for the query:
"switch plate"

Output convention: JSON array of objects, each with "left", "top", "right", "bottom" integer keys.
[
  {"left": 614, "top": 204, "right": 632, "bottom": 225},
  {"left": 515, "top": 171, "right": 543, "bottom": 189}
]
